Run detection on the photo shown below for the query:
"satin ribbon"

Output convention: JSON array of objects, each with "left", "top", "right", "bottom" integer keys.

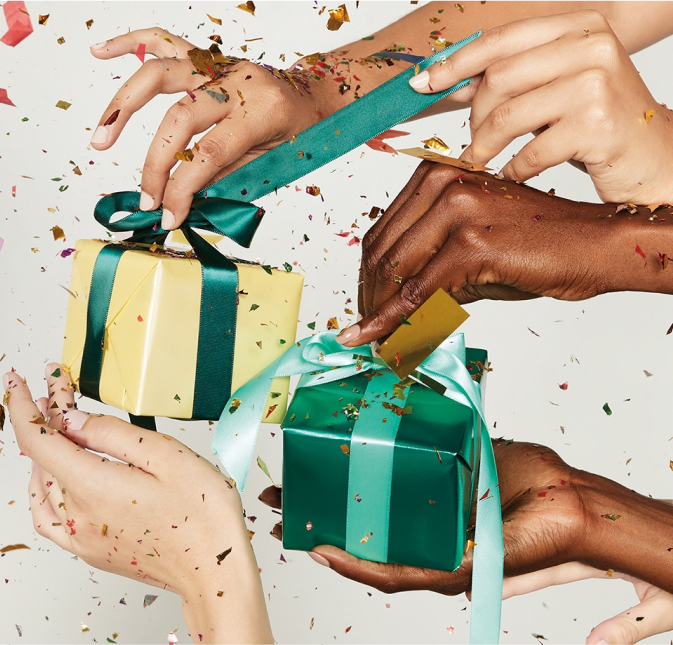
[{"left": 213, "top": 330, "right": 503, "bottom": 643}]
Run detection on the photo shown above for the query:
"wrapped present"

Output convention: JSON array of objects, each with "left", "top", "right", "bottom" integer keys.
[
  {"left": 281, "top": 346, "right": 487, "bottom": 571},
  {"left": 213, "top": 330, "right": 503, "bottom": 644},
  {"left": 62, "top": 193, "right": 303, "bottom": 422}
]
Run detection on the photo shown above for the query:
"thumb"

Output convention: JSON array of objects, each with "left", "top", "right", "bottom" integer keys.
[{"left": 585, "top": 589, "right": 673, "bottom": 644}]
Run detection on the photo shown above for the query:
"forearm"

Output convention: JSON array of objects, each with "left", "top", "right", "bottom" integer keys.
[
  {"left": 578, "top": 470, "right": 673, "bottom": 593},
  {"left": 299, "top": 1, "right": 671, "bottom": 119}
]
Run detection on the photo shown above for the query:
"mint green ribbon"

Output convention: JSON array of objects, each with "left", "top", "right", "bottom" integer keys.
[{"left": 213, "top": 330, "right": 502, "bottom": 644}]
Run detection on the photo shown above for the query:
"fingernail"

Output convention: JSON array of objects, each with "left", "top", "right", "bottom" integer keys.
[
  {"left": 44, "top": 363, "right": 60, "bottom": 380},
  {"left": 308, "top": 552, "right": 331, "bottom": 568},
  {"left": 597, "top": 641, "right": 608, "bottom": 644},
  {"left": 62, "top": 410, "right": 90, "bottom": 432},
  {"left": 90, "top": 41, "right": 107, "bottom": 50},
  {"left": 2, "top": 373, "right": 10, "bottom": 391},
  {"left": 336, "top": 324, "right": 361, "bottom": 346},
  {"left": 139, "top": 191, "right": 155, "bottom": 212},
  {"left": 162, "top": 209, "right": 175, "bottom": 230},
  {"left": 409, "top": 70, "right": 429, "bottom": 90},
  {"left": 90, "top": 125, "right": 110, "bottom": 145}
]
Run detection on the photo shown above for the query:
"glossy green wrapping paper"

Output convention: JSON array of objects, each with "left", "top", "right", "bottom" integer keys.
[{"left": 281, "top": 348, "right": 487, "bottom": 571}]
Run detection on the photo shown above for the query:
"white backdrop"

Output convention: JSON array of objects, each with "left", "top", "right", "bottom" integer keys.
[{"left": 1, "top": 2, "right": 673, "bottom": 644}]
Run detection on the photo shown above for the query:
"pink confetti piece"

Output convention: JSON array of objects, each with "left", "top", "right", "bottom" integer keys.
[
  {"left": 347, "top": 236, "right": 361, "bottom": 246},
  {"left": 0, "top": 88, "right": 16, "bottom": 107},
  {"left": 0, "top": 237, "right": 4, "bottom": 252},
  {"left": 135, "top": 43, "right": 146, "bottom": 63},
  {"left": 11, "top": 185, "right": 16, "bottom": 197},
  {"left": 1, "top": 1, "right": 33, "bottom": 47},
  {"left": 60, "top": 247, "right": 76, "bottom": 258}
]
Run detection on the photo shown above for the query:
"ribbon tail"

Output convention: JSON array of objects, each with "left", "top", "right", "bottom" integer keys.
[{"left": 469, "top": 427, "right": 504, "bottom": 645}]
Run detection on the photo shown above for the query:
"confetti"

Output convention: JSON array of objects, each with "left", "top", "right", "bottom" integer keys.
[
  {"left": 55, "top": 100, "right": 71, "bottom": 110},
  {"left": 16, "top": 625, "right": 22, "bottom": 637},
  {"left": 645, "top": 109, "right": 655, "bottom": 123},
  {"left": 206, "top": 13, "right": 222, "bottom": 25},
  {"left": 143, "top": 594, "right": 158, "bottom": 607},
  {"left": 50, "top": 225, "right": 65, "bottom": 241},
  {"left": 421, "top": 136, "right": 451, "bottom": 155},
  {"left": 327, "top": 4, "right": 350, "bottom": 30},
  {"left": 0, "top": 403, "right": 5, "bottom": 431},
  {"left": 558, "top": 382, "right": 568, "bottom": 390},
  {"left": 635, "top": 244, "right": 646, "bottom": 259},
  {"left": 237, "top": 1, "right": 256, "bottom": 15},
  {"left": 85, "top": 19, "right": 94, "bottom": 29},
  {"left": 1, "top": 1, "right": 34, "bottom": 47},
  {"left": 228, "top": 398, "right": 241, "bottom": 414},
  {"left": 136, "top": 43, "right": 146, "bottom": 63},
  {"left": 0, "top": 89, "right": 16, "bottom": 107},
  {"left": 38, "top": 14, "right": 49, "bottom": 25},
  {"left": 602, "top": 402, "right": 612, "bottom": 416},
  {"left": 455, "top": 3, "right": 465, "bottom": 11},
  {"left": 601, "top": 513, "right": 622, "bottom": 521},
  {"left": 257, "top": 455, "right": 273, "bottom": 481},
  {"left": 216, "top": 547, "right": 233, "bottom": 563},
  {"left": 340, "top": 444, "right": 350, "bottom": 455},
  {"left": 0, "top": 543, "right": 30, "bottom": 553},
  {"left": 326, "top": 317, "right": 339, "bottom": 330},
  {"left": 174, "top": 149, "right": 194, "bottom": 162},
  {"left": 669, "top": 460, "right": 673, "bottom": 472},
  {"left": 103, "top": 109, "right": 121, "bottom": 126},
  {"left": 81, "top": 623, "right": 90, "bottom": 633}
]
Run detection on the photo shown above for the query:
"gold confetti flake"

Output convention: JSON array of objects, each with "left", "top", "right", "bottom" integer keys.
[
  {"left": 206, "top": 13, "right": 222, "bottom": 25},
  {"left": 326, "top": 317, "right": 339, "bottom": 330},
  {"left": 85, "top": 19, "right": 94, "bottom": 29},
  {"left": 56, "top": 100, "right": 72, "bottom": 110},
  {"left": 645, "top": 109, "right": 655, "bottom": 123},
  {"left": 340, "top": 444, "right": 350, "bottom": 455},
  {"left": 38, "top": 14, "right": 49, "bottom": 25},
  {"left": 237, "top": 1, "right": 256, "bottom": 15},
  {"left": 50, "top": 225, "right": 65, "bottom": 241},
  {"left": 422, "top": 136, "right": 451, "bottom": 156},
  {"left": 327, "top": 4, "right": 350, "bottom": 30},
  {"left": 174, "top": 149, "right": 194, "bottom": 162}
]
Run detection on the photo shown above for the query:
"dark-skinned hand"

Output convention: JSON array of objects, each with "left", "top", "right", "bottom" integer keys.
[{"left": 334, "top": 161, "right": 673, "bottom": 347}]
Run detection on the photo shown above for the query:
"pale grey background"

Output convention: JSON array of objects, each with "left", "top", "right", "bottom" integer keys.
[{"left": 1, "top": 1, "right": 673, "bottom": 643}]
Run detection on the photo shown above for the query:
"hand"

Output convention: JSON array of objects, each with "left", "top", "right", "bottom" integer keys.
[
  {"left": 89, "top": 28, "right": 331, "bottom": 230},
  {"left": 3, "top": 364, "right": 272, "bottom": 644},
  {"left": 337, "top": 161, "right": 673, "bottom": 346},
  {"left": 409, "top": 10, "right": 673, "bottom": 205},
  {"left": 504, "top": 564, "right": 673, "bottom": 644},
  {"left": 260, "top": 439, "right": 673, "bottom": 644}
]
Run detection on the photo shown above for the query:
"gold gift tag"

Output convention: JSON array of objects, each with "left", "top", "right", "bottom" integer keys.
[{"left": 377, "top": 289, "right": 469, "bottom": 379}]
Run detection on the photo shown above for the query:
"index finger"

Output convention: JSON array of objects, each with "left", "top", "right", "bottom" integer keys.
[
  {"left": 3, "top": 372, "right": 94, "bottom": 485},
  {"left": 411, "top": 10, "right": 607, "bottom": 95},
  {"left": 90, "top": 27, "right": 195, "bottom": 61}
]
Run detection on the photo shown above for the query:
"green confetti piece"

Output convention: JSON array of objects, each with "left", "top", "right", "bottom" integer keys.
[
  {"left": 362, "top": 35, "right": 374, "bottom": 40},
  {"left": 174, "top": 394, "right": 181, "bottom": 402},
  {"left": 602, "top": 402, "right": 612, "bottom": 415},
  {"left": 256, "top": 455, "right": 273, "bottom": 481},
  {"left": 21, "top": 117, "right": 28, "bottom": 122},
  {"left": 58, "top": 185, "right": 69, "bottom": 192},
  {"left": 51, "top": 177, "right": 62, "bottom": 181},
  {"left": 270, "top": 392, "right": 282, "bottom": 399},
  {"left": 249, "top": 303, "right": 259, "bottom": 312},
  {"left": 399, "top": 314, "right": 411, "bottom": 326},
  {"left": 279, "top": 339, "right": 286, "bottom": 345},
  {"left": 50, "top": 368, "right": 61, "bottom": 378},
  {"left": 601, "top": 513, "right": 622, "bottom": 521},
  {"left": 283, "top": 262, "right": 293, "bottom": 272},
  {"left": 307, "top": 321, "right": 316, "bottom": 330},
  {"left": 261, "top": 265, "right": 273, "bottom": 275},
  {"left": 303, "top": 234, "right": 310, "bottom": 242}
]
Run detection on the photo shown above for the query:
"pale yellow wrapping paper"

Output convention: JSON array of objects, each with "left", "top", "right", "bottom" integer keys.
[{"left": 62, "top": 239, "right": 304, "bottom": 423}]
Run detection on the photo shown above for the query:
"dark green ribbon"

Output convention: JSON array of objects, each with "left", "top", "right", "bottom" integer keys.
[{"left": 79, "top": 32, "right": 481, "bottom": 421}]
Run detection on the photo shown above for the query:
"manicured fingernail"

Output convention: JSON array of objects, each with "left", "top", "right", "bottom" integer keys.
[
  {"left": 90, "top": 125, "right": 110, "bottom": 145},
  {"left": 162, "top": 209, "right": 175, "bottom": 230},
  {"left": 2, "top": 373, "right": 10, "bottom": 391},
  {"left": 308, "top": 552, "right": 330, "bottom": 568},
  {"left": 336, "top": 324, "right": 361, "bottom": 345},
  {"left": 62, "top": 409, "right": 90, "bottom": 432},
  {"left": 409, "top": 70, "right": 429, "bottom": 90},
  {"left": 258, "top": 485, "right": 282, "bottom": 510},
  {"left": 139, "top": 191, "right": 154, "bottom": 212},
  {"left": 90, "top": 41, "right": 107, "bottom": 50}
]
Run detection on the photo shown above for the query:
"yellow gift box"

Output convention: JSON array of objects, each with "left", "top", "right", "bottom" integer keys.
[{"left": 62, "top": 239, "right": 303, "bottom": 423}]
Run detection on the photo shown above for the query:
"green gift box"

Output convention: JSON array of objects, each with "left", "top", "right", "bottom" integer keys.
[{"left": 281, "top": 347, "right": 488, "bottom": 571}]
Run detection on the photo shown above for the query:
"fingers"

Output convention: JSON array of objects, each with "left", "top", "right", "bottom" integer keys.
[
  {"left": 90, "top": 58, "right": 198, "bottom": 152},
  {"left": 408, "top": 10, "right": 608, "bottom": 94},
  {"left": 28, "top": 462, "right": 71, "bottom": 550},
  {"left": 4, "top": 372, "right": 94, "bottom": 484},
  {"left": 502, "top": 562, "right": 606, "bottom": 600},
  {"left": 311, "top": 545, "right": 471, "bottom": 595},
  {"left": 585, "top": 589, "right": 673, "bottom": 644},
  {"left": 360, "top": 164, "right": 466, "bottom": 317},
  {"left": 61, "top": 409, "right": 178, "bottom": 477},
  {"left": 44, "top": 363, "right": 76, "bottom": 431},
  {"left": 90, "top": 28, "right": 195, "bottom": 61}
]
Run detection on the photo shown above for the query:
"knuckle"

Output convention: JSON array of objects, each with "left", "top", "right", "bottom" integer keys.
[
  {"left": 399, "top": 280, "right": 427, "bottom": 309},
  {"left": 488, "top": 103, "right": 513, "bottom": 135},
  {"left": 166, "top": 101, "right": 198, "bottom": 129},
  {"left": 376, "top": 254, "right": 397, "bottom": 284},
  {"left": 576, "top": 9, "right": 609, "bottom": 30},
  {"left": 363, "top": 248, "right": 382, "bottom": 278},
  {"left": 587, "top": 31, "right": 620, "bottom": 66},
  {"left": 195, "top": 137, "right": 227, "bottom": 166},
  {"left": 481, "top": 25, "right": 505, "bottom": 50},
  {"left": 514, "top": 145, "right": 541, "bottom": 172},
  {"left": 481, "top": 64, "right": 506, "bottom": 95}
]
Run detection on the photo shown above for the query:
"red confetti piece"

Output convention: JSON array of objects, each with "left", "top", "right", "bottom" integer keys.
[
  {"left": 635, "top": 244, "right": 646, "bottom": 258},
  {"left": 1, "top": 1, "right": 34, "bottom": 47},
  {"left": 480, "top": 184, "right": 490, "bottom": 195},
  {"left": 395, "top": 352, "right": 401, "bottom": 367},
  {"left": 479, "top": 488, "right": 490, "bottom": 501},
  {"left": 11, "top": 185, "right": 16, "bottom": 197},
  {"left": 532, "top": 213, "right": 543, "bottom": 221},
  {"left": 334, "top": 231, "right": 350, "bottom": 237},
  {"left": 347, "top": 236, "right": 360, "bottom": 247},
  {"left": 137, "top": 315, "right": 144, "bottom": 322},
  {"left": 103, "top": 109, "right": 120, "bottom": 126},
  {"left": 135, "top": 43, "right": 146, "bottom": 63},
  {"left": 558, "top": 382, "right": 568, "bottom": 390},
  {"left": 538, "top": 492, "right": 547, "bottom": 497},
  {"left": 0, "top": 88, "right": 16, "bottom": 107}
]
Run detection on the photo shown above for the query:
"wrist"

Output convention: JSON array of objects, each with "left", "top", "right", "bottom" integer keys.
[{"left": 574, "top": 469, "right": 673, "bottom": 592}]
